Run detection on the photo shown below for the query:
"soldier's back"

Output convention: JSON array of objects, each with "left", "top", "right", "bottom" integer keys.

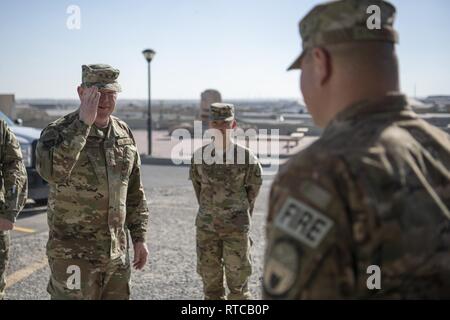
[{"left": 265, "top": 94, "right": 450, "bottom": 299}]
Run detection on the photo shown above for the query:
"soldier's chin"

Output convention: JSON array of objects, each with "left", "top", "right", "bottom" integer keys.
[{"left": 96, "top": 112, "right": 110, "bottom": 122}]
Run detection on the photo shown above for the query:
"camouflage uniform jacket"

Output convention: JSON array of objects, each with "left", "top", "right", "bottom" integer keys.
[
  {"left": 190, "top": 142, "right": 263, "bottom": 234},
  {"left": 264, "top": 94, "right": 450, "bottom": 299},
  {"left": 0, "top": 120, "right": 27, "bottom": 222},
  {"left": 36, "top": 111, "right": 149, "bottom": 261}
]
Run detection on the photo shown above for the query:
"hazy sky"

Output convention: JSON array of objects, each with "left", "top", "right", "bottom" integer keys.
[{"left": 1, "top": 0, "right": 449, "bottom": 100}]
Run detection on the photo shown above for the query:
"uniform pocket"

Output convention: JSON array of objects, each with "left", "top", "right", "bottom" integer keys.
[
  {"left": 115, "top": 145, "right": 135, "bottom": 181},
  {"left": 69, "top": 151, "right": 99, "bottom": 187},
  {"left": 122, "top": 146, "right": 135, "bottom": 179}
]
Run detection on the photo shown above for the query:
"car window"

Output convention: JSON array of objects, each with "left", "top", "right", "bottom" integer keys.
[{"left": 0, "top": 110, "right": 15, "bottom": 126}]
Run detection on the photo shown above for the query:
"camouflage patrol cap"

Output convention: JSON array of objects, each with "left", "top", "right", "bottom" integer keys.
[
  {"left": 209, "top": 103, "right": 235, "bottom": 121},
  {"left": 288, "top": 0, "right": 398, "bottom": 70},
  {"left": 81, "top": 64, "right": 122, "bottom": 92}
]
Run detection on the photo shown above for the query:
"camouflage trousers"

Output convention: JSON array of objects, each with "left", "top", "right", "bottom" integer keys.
[
  {"left": 196, "top": 228, "right": 252, "bottom": 300},
  {"left": 0, "top": 231, "right": 10, "bottom": 300},
  {"left": 47, "top": 255, "right": 131, "bottom": 300}
]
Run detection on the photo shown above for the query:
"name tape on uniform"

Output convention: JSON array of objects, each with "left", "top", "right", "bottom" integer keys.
[{"left": 274, "top": 197, "right": 333, "bottom": 248}]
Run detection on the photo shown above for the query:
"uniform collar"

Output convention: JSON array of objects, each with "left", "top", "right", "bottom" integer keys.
[
  {"left": 323, "top": 93, "right": 416, "bottom": 135},
  {"left": 203, "top": 141, "right": 237, "bottom": 163},
  {"left": 71, "top": 110, "right": 129, "bottom": 143},
  {"left": 213, "top": 140, "right": 235, "bottom": 155},
  {"left": 88, "top": 120, "right": 109, "bottom": 137},
  {"left": 108, "top": 116, "right": 129, "bottom": 139}
]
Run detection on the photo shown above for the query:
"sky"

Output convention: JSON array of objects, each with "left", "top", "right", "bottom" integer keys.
[{"left": 0, "top": 0, "right": 449, "bottom": 100}]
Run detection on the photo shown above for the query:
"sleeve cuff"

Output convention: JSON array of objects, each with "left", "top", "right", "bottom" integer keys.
[
  {"left": 73, "top": 117, "right": 92, "bottom": 135},
  {"left": 130, "top": 234, "right": 146, "bottom": 243},
  {"left": 0, "top": 212, "right": 16, "bottom": 223}
]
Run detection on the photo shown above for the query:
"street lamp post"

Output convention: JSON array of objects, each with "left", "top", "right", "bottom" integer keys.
[{"left": 142, "top": 49, "right": 156, "bottom": 155}]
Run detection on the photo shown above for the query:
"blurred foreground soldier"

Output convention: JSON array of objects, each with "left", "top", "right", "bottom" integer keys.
[
  {"left": 36, "top": 64, "right": 149, "bottom": 300},
  {"left": 190, "top": 103, "right": 263, "bottom": 299},
  {"left": 0, "top": 120, "right": 27, "bottom": 300},
  {"left": 264, "top": 0, "right": 450, "bottom": 299}
]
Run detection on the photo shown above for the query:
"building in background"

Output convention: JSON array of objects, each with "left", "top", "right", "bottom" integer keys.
[
  {"left": 0, "top": 94, "right": 16, "bottom": 119},
  {"left": 200, "top": 89, "right": 221, "bottom": 126}
]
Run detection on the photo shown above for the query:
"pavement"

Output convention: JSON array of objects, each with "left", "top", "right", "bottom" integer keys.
[{"left": 5, "top": 164, "right": 277, "bottom": 300}]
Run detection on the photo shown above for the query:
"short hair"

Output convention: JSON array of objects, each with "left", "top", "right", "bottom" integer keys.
[{"left": 325, "top": 41, "right": 399, "bottom": 76}]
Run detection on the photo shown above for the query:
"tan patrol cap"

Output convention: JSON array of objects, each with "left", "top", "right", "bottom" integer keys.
[
  {"left": 81, "top": 64, "right": 122, "bottom": 92},
  {"left": 288, "top": 0, "right": 398, "bottom": 70},
  {"left": 209, "top": 103, "right": 235, "bottom": 121}
]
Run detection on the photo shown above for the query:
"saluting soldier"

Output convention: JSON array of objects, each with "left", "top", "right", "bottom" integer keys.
[{"left": 36, "top": 64, "right": 149, "bottom": 299}]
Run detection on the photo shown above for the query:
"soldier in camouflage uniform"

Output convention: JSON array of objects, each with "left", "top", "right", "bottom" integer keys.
[
  {"left": 0, "top": 120, "right": 27, "bottom": 300},
  {"left": 264, "top": 0, "right": 450, "bottom": 299},
  {"left": 190, "top": 103, "right": 263, "bottom": 300},
  {"left": 36, "top": 64, "right": 149, "bottom": 300}
]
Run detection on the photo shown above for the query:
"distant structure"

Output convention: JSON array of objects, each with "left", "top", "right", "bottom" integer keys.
[
  {"left": 200, "top": 89, "right": 221, "bottom": 125},
  {"left": 422, "top": 96, "right": 450, "bottom": 113},
  {"left": 0, "top": 94, "right": 16, "bottom": 118},
  {"left": 29, "top": 103, "right": 58, "bottom": 110}
]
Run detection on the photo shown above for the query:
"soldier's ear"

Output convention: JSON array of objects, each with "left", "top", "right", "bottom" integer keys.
[
  {"left": 231, "top": 120, "right": 237, "bottom": 129},
  {"left": 311, "top": 47, "right": 332, "bottom": 86},
  {"left": 77, "top": 86, "right": 83, "bottom": 99}
]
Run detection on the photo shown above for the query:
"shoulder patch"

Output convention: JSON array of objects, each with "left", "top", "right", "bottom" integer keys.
[
  {"left": 263, "top": 239, "right": 300, "bottom": 298},
  {"left": 274, "top": 197, "right": 334, "bottom": 248}
]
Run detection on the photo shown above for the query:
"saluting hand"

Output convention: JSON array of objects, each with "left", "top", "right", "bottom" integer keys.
[{"left": 78, "top": 86, "right": 100, "bottom": 126}]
